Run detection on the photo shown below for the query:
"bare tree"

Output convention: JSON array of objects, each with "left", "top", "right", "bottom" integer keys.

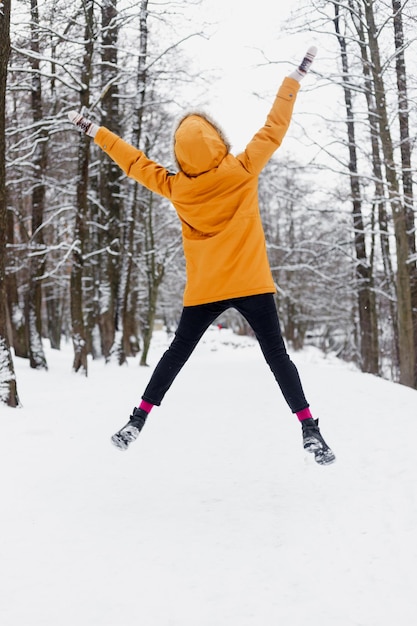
[
  {"left": 26, "top": 0, "right": 48, "bottom": 370},
  {"left": 361, "top": 0, "right": 414, "bottom": 386},
  {"left": 333, "top": 2, "right": 379, "bottom": 374},
  {"left": 70, "top": 0, "right": 96, "bottom": 375},
  {"left": 347, "top": 0, "right": 399, "bottom": 374},
  {"left": 97, "top": 0, "right": 123, "bottom": 361},
  {"left": 260, "top": 159, "right": 355, "bottom": 358},
  {"left": 108, "top": 0, "right": 150, "bottom": 365},
  {"left": 0, "top": 0, "right": 20, "bottom": 407},
  {"left": 284, "top": 0, "right": 416, "bottom": 385},
  {"left": 392, "top": 0, "right": 417, "bottom": 386}
]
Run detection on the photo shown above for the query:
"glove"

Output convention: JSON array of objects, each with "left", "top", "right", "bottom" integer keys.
[
  {"left": 289, "top": 46, "right": 317, "bottom": 82},
  {"left": 68, "top": 110, "right": 99, "bottom": 138}
]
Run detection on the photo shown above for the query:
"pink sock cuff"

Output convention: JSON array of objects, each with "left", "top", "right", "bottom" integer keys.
[
  {"left": 296, "top": 407, "right": 312, "bottom": 421},
  {"left": 139, "top": 400, "right": 154, "bottom": 414}
]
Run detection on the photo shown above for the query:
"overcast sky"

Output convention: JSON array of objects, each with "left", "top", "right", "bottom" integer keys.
[{"left": 178, "top": 0, "right": 324, "bottom": 155}]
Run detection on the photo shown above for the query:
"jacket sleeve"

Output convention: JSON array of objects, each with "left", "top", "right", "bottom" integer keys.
[
  {"left": 94, "top": 128, "right": 174, "bottom": 199},
  {"left": 237, "top": 76, "right": 300, "bottom": 175}
]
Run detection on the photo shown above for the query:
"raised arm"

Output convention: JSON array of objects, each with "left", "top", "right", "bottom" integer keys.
[
  {"left": 237, "top": 46, "right": 317, "bottom": 175},
  {"left": 67, "top": 112, "right": 174, "bottom": 199}
]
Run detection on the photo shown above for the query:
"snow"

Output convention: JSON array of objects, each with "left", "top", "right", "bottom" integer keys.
[{"left": 1, "top": 328, "right": 416, "bottom": 625}]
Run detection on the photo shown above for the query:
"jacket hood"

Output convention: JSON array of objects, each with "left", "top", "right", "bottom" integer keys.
[{"left": 174, "top": 113, "right": 229, "bottom": 176}]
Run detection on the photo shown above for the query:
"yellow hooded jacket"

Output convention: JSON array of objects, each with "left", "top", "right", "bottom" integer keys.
[{"left": 94, "top": 77, "right": 300, "bottom": 306}]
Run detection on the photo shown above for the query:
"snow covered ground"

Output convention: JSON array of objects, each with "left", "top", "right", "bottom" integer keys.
[{"left": 1, "top": 328, "right": 416, "bottom": 626}]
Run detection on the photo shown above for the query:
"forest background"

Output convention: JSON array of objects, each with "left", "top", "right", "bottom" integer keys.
[{"left": 0, "top": 0, "right": 416, "bottom": 407}]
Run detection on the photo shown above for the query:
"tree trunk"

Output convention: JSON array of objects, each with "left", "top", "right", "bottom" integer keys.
[
  {"left": 71, "top": 0, "right": 95, "bottom": 375},
  {"left": 364, "top": 0, "right": 415, "bottom": 387},
  {"left": 71, "top": 139, "right": 89, "bottom": 374},
  {"left": 44, "top": 283, "right": 63, "bottom": 350},
  {"left": 111, "top": 0, "right": 149, "bottom": 365},
  {"left": 392, "top": 0, "right": 417, "bottom": 386},
  {"left": 139, "top": 192, "right": 165, "bottom": 365},
  {"left": 0, "top": 0, "right": 20, "bottom": 407},
  {"left": 349, "top": 0, "right": 399, "bottom": 372},
  {"left": 98, "top": 0, "right": 122, "bottom": 361},
  {"left": 27, "top": 0, "right": 48, "bottom": 370},
  {"left": 5, "top": 206, "right": 28, "bottom": 357},
  {"left": 334, "top": 3, "right": 379, "bottom": 374}
]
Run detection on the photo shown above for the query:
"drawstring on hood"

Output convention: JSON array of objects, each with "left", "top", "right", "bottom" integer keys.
[{"left": 174, "top": 113, "right": 230, "bottom": 177}]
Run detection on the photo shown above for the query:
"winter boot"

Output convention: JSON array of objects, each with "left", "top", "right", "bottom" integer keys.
[
  {"left": 111, "top": 407, "right": 148, "bottom": 451},
  {"left": 301, "top": 418, "right": 336, "bottom": 466}
]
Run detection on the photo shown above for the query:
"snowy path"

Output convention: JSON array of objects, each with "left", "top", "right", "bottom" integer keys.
[{"left": 1, "top": 329, "right": 416, "bottom": 625}]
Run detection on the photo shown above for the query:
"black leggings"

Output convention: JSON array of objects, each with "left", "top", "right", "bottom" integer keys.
[{"left": 142, "top": 293, "right": 309, "bottom": 413}]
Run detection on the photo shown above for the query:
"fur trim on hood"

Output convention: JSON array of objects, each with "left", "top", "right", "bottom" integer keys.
[{"left": 173, "top": 111, "right": 231, "bottom": 176}]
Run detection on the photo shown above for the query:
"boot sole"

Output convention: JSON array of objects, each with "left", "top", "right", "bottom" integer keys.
[
  {"left": 111, "top": 433, "right": 130, "bottom": 451},
  {"left": 111, "top": 424, "right": 141, "bottom": 451},
  {"left": 304, "top": 438, "right": 336, "bottom": 466}
]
